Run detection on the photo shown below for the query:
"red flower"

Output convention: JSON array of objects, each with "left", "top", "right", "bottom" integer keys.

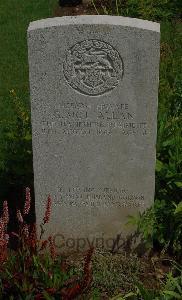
[
  {"left": 3, "top": 200, "right": 9, "bottom": 225},
  {"left": 28, "top": 223, "right": 37, "bottom": 252},
  {"left": 43, "top": 195, "right": 52, "bottom": 224},
  {"left": 0, "top": 217, "right": 4, "bottom": 238},
  {"left": 48, "top": 236, "right": 56, "bottom": 259},
  {"left": 81, "top": 246, "right": 94, "bottom": 289},
  {"left": 0, "top": 216, "right": 9, "bottom": 264},
  {"left": 23, "top": 224, "right": 29, "bottom": 238},
  {"left": 23, "top": 187, "right": 31, "bottom": 215},
  {"left": 39, "top": 240, "right": 48, "bottom": 251},
  {"left": 17, "top": 209, "right": 24, "bottom": 223}
]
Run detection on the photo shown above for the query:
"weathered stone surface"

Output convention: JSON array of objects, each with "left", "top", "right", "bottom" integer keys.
[{"left": 28, "top": 15, "right": 160, "bottom": 252}]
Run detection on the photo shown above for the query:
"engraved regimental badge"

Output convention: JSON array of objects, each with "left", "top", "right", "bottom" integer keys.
[{"left": 63, "top": 39, "right": 124, "bottom": 96}]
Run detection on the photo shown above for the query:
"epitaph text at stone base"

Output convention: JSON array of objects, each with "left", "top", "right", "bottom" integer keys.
[{"left": 28, "top": 16, "right": 160, "bottom": 252}]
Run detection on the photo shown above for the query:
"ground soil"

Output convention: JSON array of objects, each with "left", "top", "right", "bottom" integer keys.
[{"left": 65, "top": 249, "right": 173, "bottom": 298}]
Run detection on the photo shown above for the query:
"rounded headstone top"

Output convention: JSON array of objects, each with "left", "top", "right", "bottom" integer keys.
[{"left": 28, "top": 15, "right": 160, "bottom": 33}]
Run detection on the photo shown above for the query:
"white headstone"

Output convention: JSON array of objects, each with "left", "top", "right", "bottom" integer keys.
[{"left": 28, "top": 16, "right": 160, "bottom": 252}]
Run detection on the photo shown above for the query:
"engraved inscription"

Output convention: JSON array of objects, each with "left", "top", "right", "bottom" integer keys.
[
  {"left": 40, "top": 102, "right": 147, "bottom": 137},
  {"left": 54, "top": 186, "right": 145, "bottom": 208},
  {"left": 63, "top": 39, "right": 124, "bottom": 96}
]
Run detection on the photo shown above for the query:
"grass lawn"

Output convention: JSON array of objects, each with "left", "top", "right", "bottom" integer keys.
[{"left": 0, "top": 0, "right": 57, "bottom": 104}]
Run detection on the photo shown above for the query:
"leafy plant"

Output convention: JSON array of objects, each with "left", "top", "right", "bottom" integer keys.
[
  {"left": 162, "top": 262, "right": 182, "bottom": 299},
  {"left": 0, "top": 90, "right": 33, "bottom": 201},
  {"left": 111, "top": 263, "right": 182, "bottom": 299},
  {"left": 0, "top": 189, "right": 93, "bottom": 299},
  {"left": 91, "top": 0, "right": 181, "bottom": 20}
]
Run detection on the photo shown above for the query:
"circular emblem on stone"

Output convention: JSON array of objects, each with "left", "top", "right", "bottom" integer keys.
[{"left": 63, "top": 39, "right": 124, "bottom": 96}]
